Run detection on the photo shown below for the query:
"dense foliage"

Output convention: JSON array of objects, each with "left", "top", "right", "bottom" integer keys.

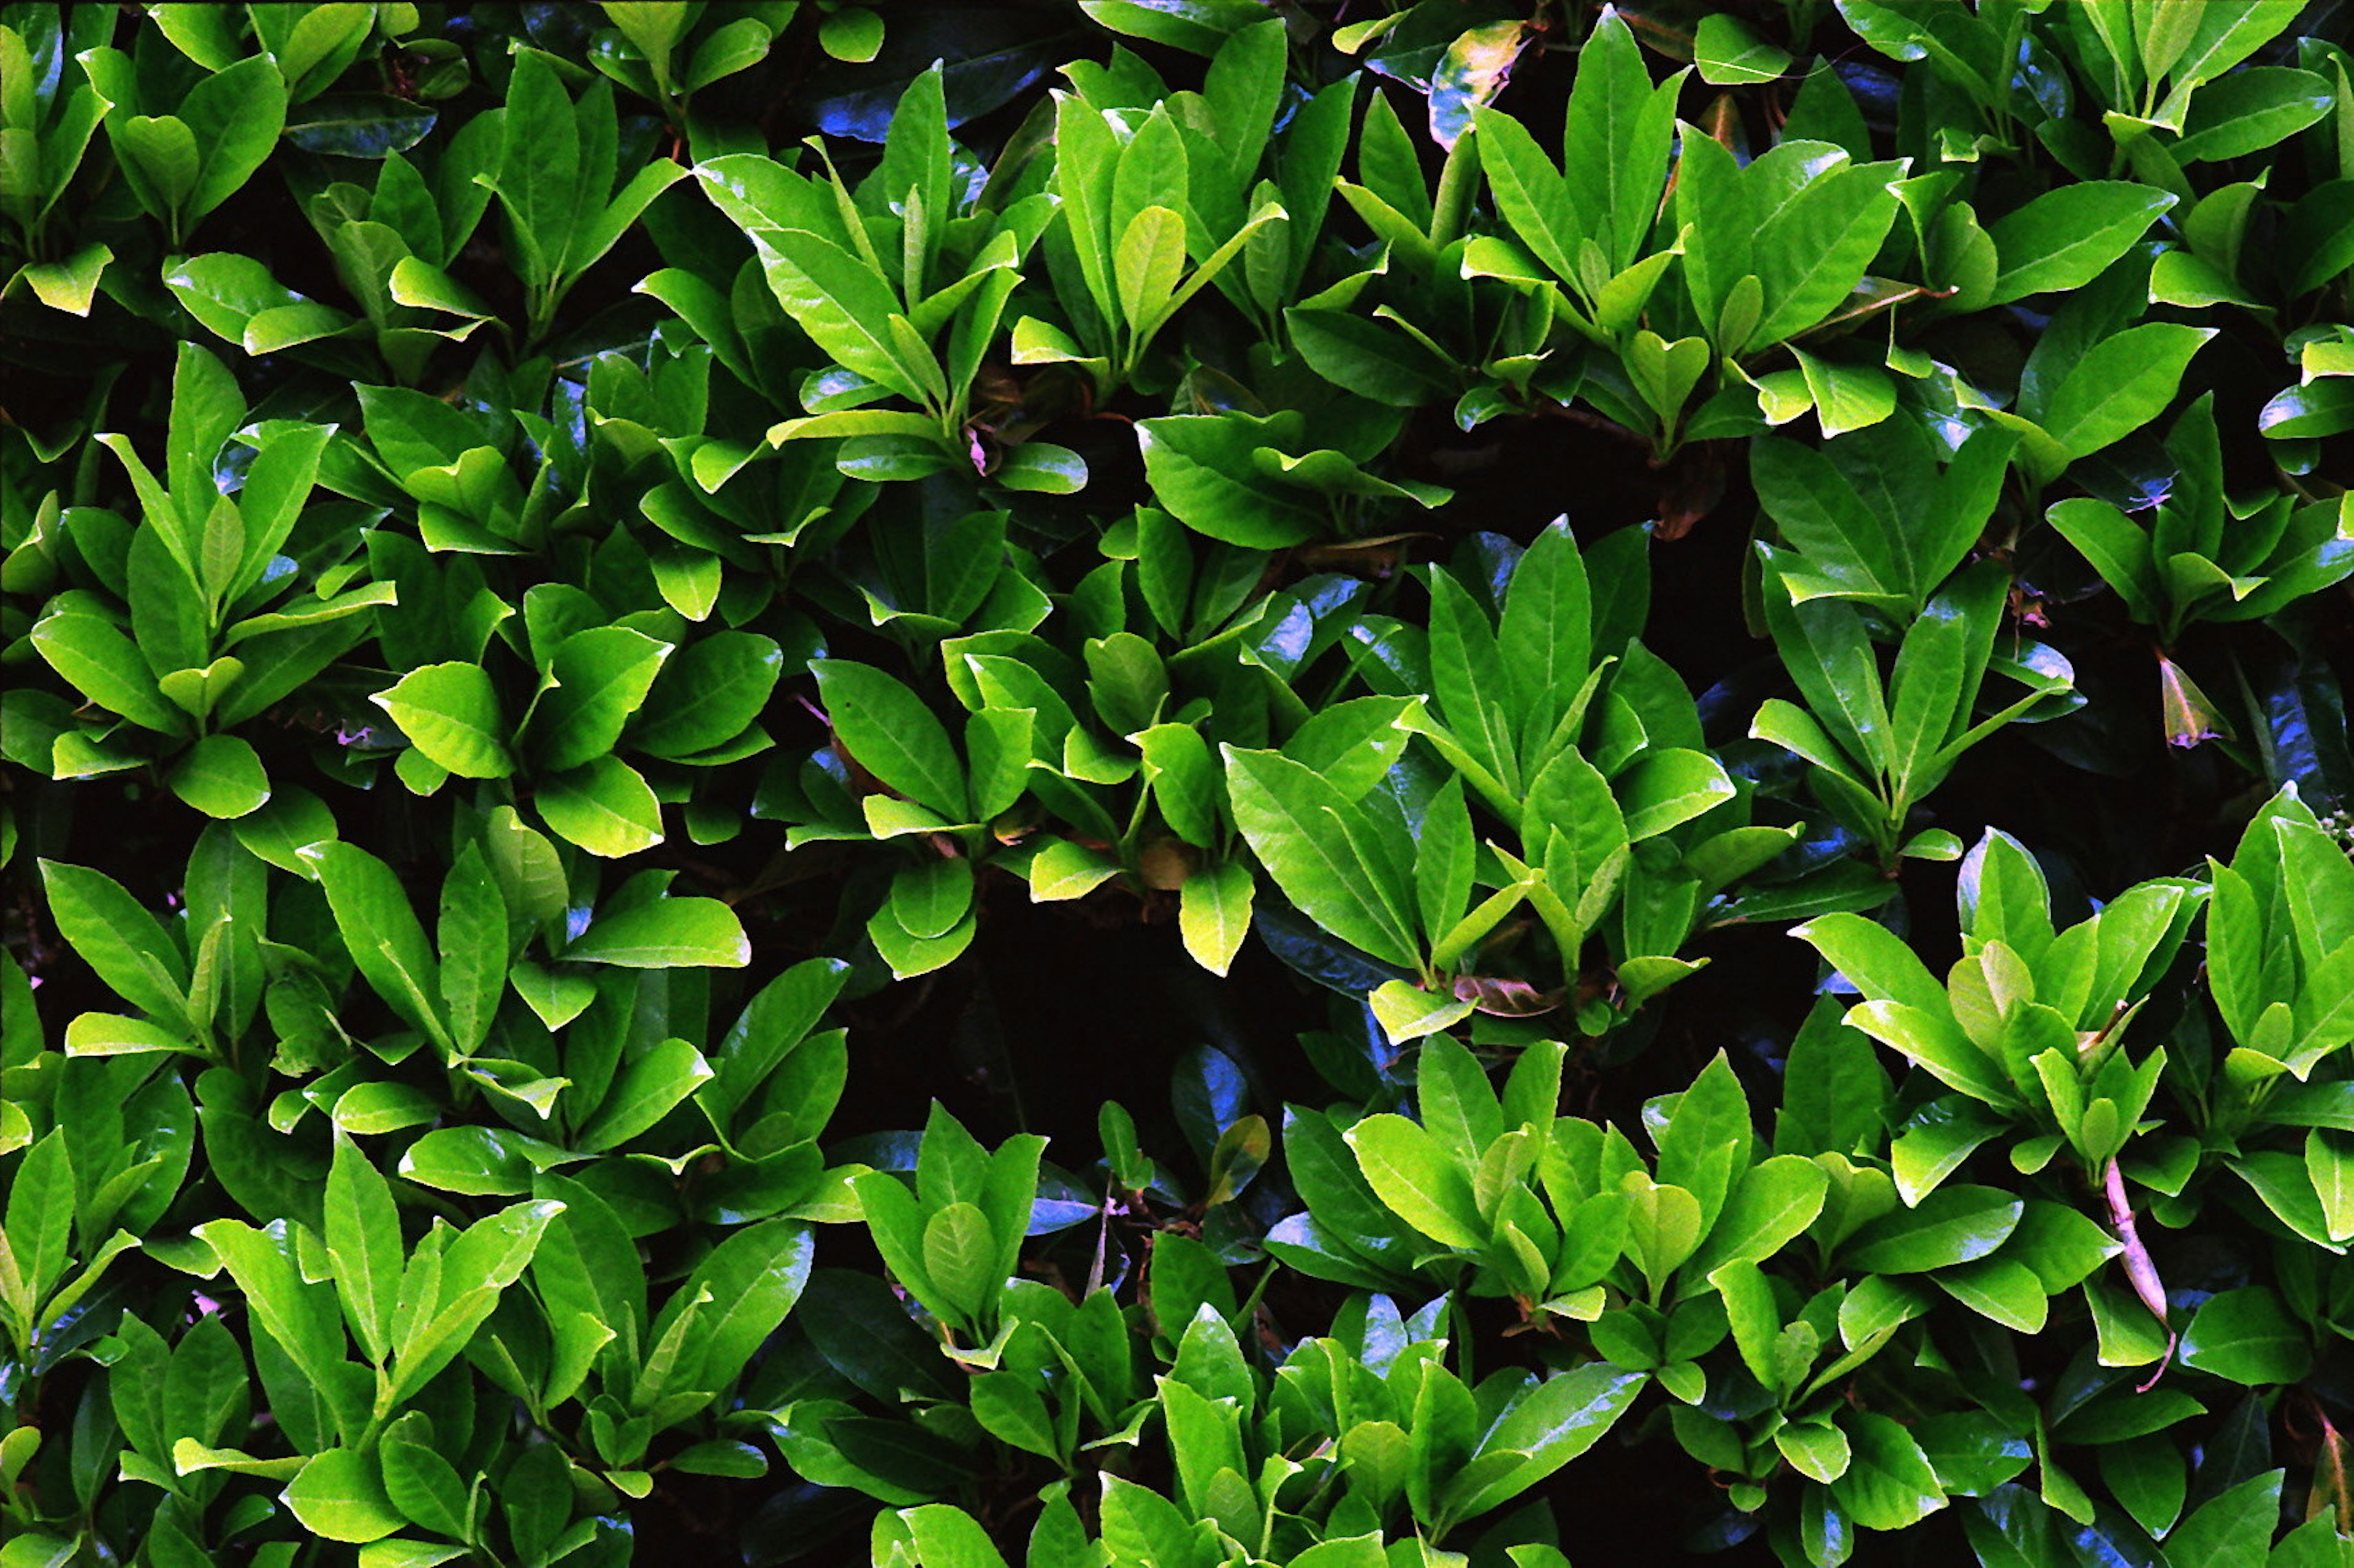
[{"left": 4, "top": 2, "right": 2354, "bottom": 1564}]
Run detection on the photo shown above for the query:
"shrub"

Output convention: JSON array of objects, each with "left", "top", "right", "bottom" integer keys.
[{"left": 3, "top": 2, "right": 2352, "bottom": 1565}]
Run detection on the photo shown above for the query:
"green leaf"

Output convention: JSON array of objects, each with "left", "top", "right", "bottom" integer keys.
[
  {"left": 38, "top": 860, "right": 188, "bottom": 1024},
  {"left": 1286, "top": 310, "right": 1455, "bottom": 407},
  {"left": 179, "top": 55, "right": 286, "bottom": 227},
  {"left": 1791, "top": 346, "right": 1896, "bottom": 438},
  {"left": 167, "top": 734, "right": 270, "bottom": 819},
  {"left": 812, "top": 660, "right": 966, "bottom": 820},
  {"left": 194, "top": 1219, "right": 352, "bottom": 1427},
  {"left": 397, "top": 1126, "right": 576, "bottom": 1196},
  {"left": 576, "top": 1037, "right": 714, "bottom": 1152},
  {"left": 1618, "top": 749, "right": 1736, "bottom": 841},
  {"left": 32, "top": 610, "right": 183, "bottom": 733},
  {"left": 382, "top": 1424, "right": 471, "bottom": 1540},
  {"left": 283, "top": 1449, "right": 405, "bottom": 1544},
  {"left": 303, "top": 842, "right": 449, "bottom": 1052},
  {"left": 1498, "top": 520, "right": 1593, "bottom": 759},
  {"left": 2165, "top": 1470, "right": 2282, "bottom": 1568},
  {"left": 1777, "top": 1418, "right": 1853, "bottom": 1484},
  {"left": 1179, "top": 860, "right": 1255, "bottom": 978},
  {"left": 537, "top": 756, "right": 664, "bottom": 858},
  {"left": 817, "top": 6, "right": 883, "bottom": 61},
  {"left": 1686, "top": 1155, "right": 1830, "bottom": 1279},
  {"left": 1223, "top": 746, "right": 1419, "bottom": 971},
  {"left": 1695, "top": 14, "right": 1792, "bottom": 85},
  {"left": 332, "top": 1083, "right": 442, "bottom": 1136},
  {"left": 435, "top": 845, "right": 506, "bottom": 1056},
  {"left": 1986, "top": 183, "right": 2175, "bottom": 303},
  {"left": 1792, "top": 913, "right": 1952, "bottom": 1018},
  {"left": 1911, "top": 1411, "right": 2030, "bottom": 1499},
  {"left": 506, "top": 961, "right": 593, "bottom": 1031},
  {"left": 1655, "top": 1052, "right": 1752, "bottom": 1233},
  {"left": 158, "top": 657, "right": 248, "bottom": 729},
  {"left": 2047, "top": 498, "right": 2162, "bottom": 621},
  {"left": 371, "top": 663, "right": 512, "bottom": 779},
  {"left": 1831, "top": 1411, "right": 1945, "bottom": 1531},
  {"left": 119, "top": 113, "right": 199, "bottom": 218},
  {"left": 676, "top": 1220, "right": 814, "bottom": 1391},
  {"left": 1565, "top": 9, "right": 1680, "bottom": 272},
  {"left": 1472, "top": 105, "right": 1579, "bottom": 286},
  {"left": 490, "top": 48, "right": 581, "bottom": 287},
  {"left": 2180, "top": 1287, "right": 2310, "bottom": 1385},
  {"left": 533, "top": 626, "right": 671, "bottom": 773},
  {"left": 325, "top": 1131, "right": 403, "bottom": 1364},
  {"left": 1748, "top": 159, "right": 1904, "bottom": 351},
  {"left": 1115, "top": 204, "right": 1187, "bottom": 335},
  {"left": 1369, "top": 981, "right": 1476, "bottom": 1045},
  {"left": 2172, "top": 68, "right": 2333, "bottom": 162},
  {"left": 1842, "top": 1184, "right": 2023, "bottom": 1273},
  {"left": 1453, "top": 1364, "right": 1644, "bottom": 1518},
  {"left": 2041, "top": 324, "right": 2217, "bottom": 462},
  {"left": 1936, "top": 1255, "right": 2049, "bottom": 1333},
  {"left": 283, "top": 93, "right": 438, "bottom": 159},
  {"left": 1777, "top": 995, "right": 1892, "bottom": 1158},
  {"left": 20, "top": 242, "right": 115, "bottom": 316},
  {"left": 923, "top": 1201, "right": 999, "bottom": 1325},
  {"left": 6, "top": 1132, "right": 71, "bottom": 1309},
  {"left": 1137, "top": 414, "right": 1322, "bottom": 549},
  {"left": 1345, "top": 1113, "right": 1484, "bottom": 1250},
  {"left": 565, "top": 898, "right": 749, "bottom": 969}
]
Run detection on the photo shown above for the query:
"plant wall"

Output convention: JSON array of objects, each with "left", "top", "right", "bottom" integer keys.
[{"left": 3, "top": 1, "right": 2353, "bottom": 1565}]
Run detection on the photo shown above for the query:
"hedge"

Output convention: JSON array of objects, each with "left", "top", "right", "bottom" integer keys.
[{"left": 3, "top": 2, "right": 2353, "bottom": 1566}]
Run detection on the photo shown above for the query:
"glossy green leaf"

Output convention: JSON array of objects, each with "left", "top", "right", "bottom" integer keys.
[
  {"left": 2180, "top": 1287, "right": 2310, "bottom": 1385},
  {"left": 1694, "top": 14, "right": 1793, "bottom": 85},
  {"left": 1843, "top": 1185, "right": 2023, "bottom": 1273},
  {"left": 371, "top": 663, "right": 512, "bottom": 780},
  {"left": 283, "top": 1448, "right": 405, "bottom": 1544},
  {"left": 537, "top": 756, "right": 664, "bottom": 858},
  {"left": 565, "top": 898, "right": 749, "bottom": 969},
  {"left": 533, "top": 626, "right": 671, "bottom": 773},
  {"left": 812, "top": 660, "right": 966, "bottom": 820},
  {"left": 1986, "top": 183, "right": 2174, "bottom": 303},
  {"left": 167, "top": 734, "right": 270, "bottom": 819},
  {"left": 1831, "top": 1411, "right": 1945, "bottom": 1531},
  {"left": 1223, "top": 745, "right": 1418, "bottom": 971},
  {"left": 1345, "top": 1113, "right": 1483, "bottom": 1250},
  {"left": 575, "top": 1037, "right": 714, "bottom": 1152}
]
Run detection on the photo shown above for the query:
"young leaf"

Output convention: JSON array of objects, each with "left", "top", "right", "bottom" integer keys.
[
  {"left": 371, "top": 663, "right": 512, "bottom": 780},
  {"left": 324, "top": 1131, "right": 403, "bottom": 1365}
]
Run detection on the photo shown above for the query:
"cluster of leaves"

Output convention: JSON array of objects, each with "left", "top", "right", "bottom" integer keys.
[{"left": 3, "top": 2, "right": 2354, "bottom": 1566}]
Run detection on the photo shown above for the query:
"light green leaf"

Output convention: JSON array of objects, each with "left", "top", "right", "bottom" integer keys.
[
  {"left": 371, "top": 662, "right": 511, "bottom": 779},
  {"left": 565, "top": 898, "right": 749, "bottom": 969},
  {"left": 167, "top": 734, "right": 270, "bottom": 819},
  {"left": 1986, "top": 183, "right": 2175, "bottom": 304},
  {"left": 576, "top": 1037, "right": 714, "bottom": 1152},
  {"left": 1843, "top": 1184, "right": 2022, "bottom": 1273},
  {"left": 2179, "top": 1287, "right": 2310, "bottom": 1385},
  {"left": 1695, "top": 14, "right": 1792, "bottom": 85},
  {"left": 532, "top": 626, "right": 671, "bottom": 774},
  {"left": 1345, "top": 1113, "right": 1484, "bottom": 1250},
  {"left": 1179, "top": 859, "right": 1254, "bottom": 978},
  {"left": 325, "top": 1131, "right": 403, "bottom": 1364},
  {"left": 2042, "top": 324, "right": 2216, "bottom": 462},
  {"left": 1222, "top": 745, "right": 1419, "bottom": 971},
  {"left": 537, "top": 756, "right": 664, "bottom": 858}
]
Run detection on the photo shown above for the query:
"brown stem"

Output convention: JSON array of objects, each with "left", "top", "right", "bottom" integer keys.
[{"left": 2104, "top": 1157, "right": 2176, "bottom": 1391}]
